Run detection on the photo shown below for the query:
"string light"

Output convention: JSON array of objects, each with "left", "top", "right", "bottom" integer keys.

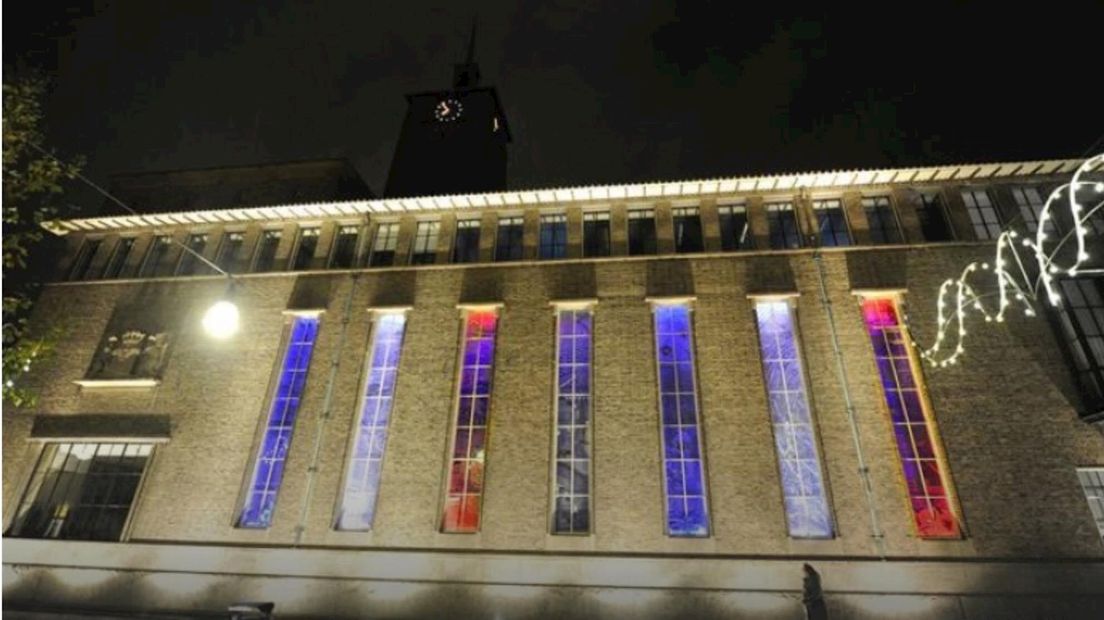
[{"left": 913, "top": 153, "right": 1104, "bottom": 367}]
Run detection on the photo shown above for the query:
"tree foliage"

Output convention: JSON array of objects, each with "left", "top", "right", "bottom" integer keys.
[{"left": 3, "top": 77, "right": 82, "bottom": 407}]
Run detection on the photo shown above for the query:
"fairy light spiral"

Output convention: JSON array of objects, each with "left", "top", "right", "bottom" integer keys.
[{"left": 912, "top": 153, "right": 1104, "bottom": 367}]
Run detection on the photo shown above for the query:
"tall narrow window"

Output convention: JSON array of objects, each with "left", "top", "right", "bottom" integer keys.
[
  {"left": 494, "top": 216, "right": 524, "bottom": 262},
  {"left": 1053, "top": 277, "right": 1104, "bottom": 414},
  {"left": 551, "top": 305, "right": 593, "bottom": 534},
  {"left": 238, "top": 314, "right": 321, "bottom": 528},
  {"left": 627, "top": 208, "right": 657, "bottom": 255},
  {"left": 410, "top": 221, "right": 440, "bottom": 265},
  {"left": 253, "top": 230, "right": 283, "bottom": 272},
  {"left": 813, "top": 199, "right": 851, "bottom": 247},
  {"left": 863, "top": 196, "right": 902, "bottom": 245},
  {"left": 539, "top": 214, "right": 567, "bottom": 259},
  {"left": 917, "top": 193, "right": 954, "bottom": 242},
  {"left": 767, "top": 203, "right": 802, "bottom": 249},
  {"left": 860, "top": 296, "right": 961, "bottom": 538},
  {"left": 442, "top": 308, "right": 500, "bottom": 533},
  {"left": 583, "top": 211, "right": 611, "bottom": 257},
  {"left": 651, "top": 302, "right": 710, "bottom": 537},
  {"left": 291, "top": 227, "right": 320, "bottom": 270},
  {"left": 329, "top": 225, "right": 360, "bottom": 268},
  {"left": 69, "top": 238, "right": 102, "bottom": 280},
  {"left": 1076, "top": 468, "right": 1104, "bottom": 541},
  {"left": 453, "top": 219, "right": 481, "bottom": 264},
  {"left": 7, "top": 443, "right": 153, "bottom": 541},
  {"left": 1011, "top": 186, "right": 1050, "bottom": 234},
  {"left": 176, "top": 233, "right": 209, "bottom": 276},
  {"left": 103, "top": 237, "right": 135, "bottom": 279},
  {"left": 368, "top": 222, "right": 399, "bottom": 267},
  {"left": 336, "top": 311, "right": 408, "bottom": 530},
  {"left": 139, "top": 235, "right": 173, "bottom": 277},
  {"left": 961, "top": 189, "right": 1003, "bottom": 240},
  {"left": 752, "top": 299, "right": 833, "bottom": 538},
  {"left": 673, "top": 206, "right": 703, "bottom": 253},
  {"left": 215, "top": 232, "right": 245, "bottom": 272},
  {"left": 718, "top": 204, "right": 752, "bottom": 251}
]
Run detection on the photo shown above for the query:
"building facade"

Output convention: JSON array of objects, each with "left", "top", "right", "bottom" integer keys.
[{"left": 4, "top": 157, "right": 1104, "bottom": 618}]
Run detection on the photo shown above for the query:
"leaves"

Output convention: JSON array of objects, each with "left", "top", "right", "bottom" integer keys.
[{"left": 2, "top": 77, "right": 81, "bottom": 407}]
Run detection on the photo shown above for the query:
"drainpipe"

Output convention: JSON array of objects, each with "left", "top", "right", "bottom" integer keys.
[
  {"left": 293, "top": 270, "right": 360, "bottom": 546},
  {"left": 812, "top": 249, "right": 887, "bottom": 559}
]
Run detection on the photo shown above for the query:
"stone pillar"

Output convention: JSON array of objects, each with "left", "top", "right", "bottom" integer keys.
[
  {"left": 655, "top": 201, "right": 674, "bottom": 255},
  {"left": 124, "top": 234, "right": 152, "bottom": 278},
  {"left": 436, "top": 213, "right": 457, "bottom": 264},
  {"left": 275, "top": 222, "right": 299, "bottom": 269},
  {"left": 988, "top": 185, "right": 1021, "bottom": 231},
  {"left": 565, "top": 207, "right": 583, "bottom": 259},
  {"left": 83, "top": 234, "right": 115, "bottom": 279},
  {"left": 393, "top": 216, "right": 417, "bottom": 267},
  {"left": 609, "top": 203, "right": 629, "bottom": 257},
  {"left": 747, "top": 196, "right": 769, "bottom": 249},
  {"left": 315, "top": 221, "right": 339, "bottom": 269},
  {"left": 479, "top": 211, "right": 498, "bottom": 263},
  {"left": 841, "top": 191, "right": 870, "bottom": 246},
  {"left": 238, "top": 224, "right": 263, "bottom": 274},
  {"left": 700, "top": 199, "right": 721, "bottom": 252},
  {"left": 942, "top": 187, "right": 977, "bottom": 241},
  {"left": 522, "top": 208, "right": 541, "bottom": 260},
  {"left": 891, "top": 188, "right": 923, "bottom": 244}
]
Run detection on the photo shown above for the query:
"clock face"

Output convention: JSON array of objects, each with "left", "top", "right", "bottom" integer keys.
[{"left": 433, "top": 98, "right": 464, "bottom": 123}]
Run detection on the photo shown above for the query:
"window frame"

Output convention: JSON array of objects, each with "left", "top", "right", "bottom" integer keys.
[
  {"left": 102, "top": 237, "right": 136, "bottom": 279},
  {"left": 367, "top": 221, "right": 400, "bottom": 267},
  {"left": 251, "top": 228, "right": 284, "bottom": 273},
  {"left": 409, "top": 220, "right": 441, "bottom": 265},
  {"left": 549, "top": 302, "right": 596, "bottom": 535},
  {"left": 328, "top": 224, "right": 362, "bottom": 269},
  {"left": 627, "top": 208, "right": 657, "bottom": 256},
  {"left": 493, "top": 215, "right": 525, "bottom": 262},
  {"left": 916, "top": 191, "right": 956, "bottom": 242},
  {"left": 582, "top": 211, "right": 611, "bottom": 258},
  {"left": 1076, "top": 467, "right": 1104, "bottom": 541},
  {"left": 175, "top": 232, "right": 210, "bottom": 276},
  {"left": 717, "top": 203, "right": 753, "bottom": 251},
  {"left": 672, "top": 206, "right": 704, "bottom": 254},
  {"left": 766, "top": 202, "right": 803, "bottom": 249},
  {"left": 452, "top": 219, "right": 482, "bottom": 264},
  {"left": 69, "top": 237, "right": 103, "bottom": 281},
  {"left": 812, "top": 199, "right": 852, "bottom": 247},
  {"left": 214, "top": 230, "right": 246, "bottom": 272},
  {"left": 538, "top": 213, "right": 568, "bottom": 260},
  {"left": 960, "top": 188, "right": 1003, "bottom": 241},
  {"left": 862, "top": 196, "right": 903, "bottom": 245}
]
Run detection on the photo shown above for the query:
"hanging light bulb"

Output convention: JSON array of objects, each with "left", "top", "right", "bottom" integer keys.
[{"left": 202, "top": 282, "right": 240, "bottom": 339}]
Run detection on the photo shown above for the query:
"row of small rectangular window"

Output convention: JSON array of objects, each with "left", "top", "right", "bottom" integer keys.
[
  {"left": 70, "top": 185, "right": 1092, "bottom": 282},
  {"left": 10, "top": 297, "right": 1104, "bottom": 543}
]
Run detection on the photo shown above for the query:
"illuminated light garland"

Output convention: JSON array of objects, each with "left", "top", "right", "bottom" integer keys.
[{"left": 911, "top": 153, "right": 1104, "bottom": 367}]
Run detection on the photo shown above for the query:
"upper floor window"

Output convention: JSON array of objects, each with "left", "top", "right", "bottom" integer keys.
[
  {"left": 1052, "top": 277, "right": 1104, "bottom": 415},
  {"left": 767, "top": 202, "right": 802, "bottom": 249},
  {"left": 410, "top": 221, "right": 440, "bottom": 265},
  {"left": 291, "top": 227, "right": 321, "bottom": 271},
  {"left": 253, "top": 230, "right": 282, "bottom": 272},
  {"left": 673, "top": 206, "right": 703, "bottom": 253},
  {"left": 329, "top": 225, "right": 360, "bottom": 268},
  {"left": 863, "top": 196, "right": 902, "bottom": 245},
  {"left": 453, "top": 219, "right": 481, "bottom": 264},
  {"left": 812, "top": 199, "right": 851, "bottom": 247},
  {"left": 961, "top": 189, "right": 1003, "bottom": 240},
  {"left": 367, "top": 223, "right": 399, "bottom": 267},
  {"left": 69, "top": 238, "right": 102, "bottom": 280},
  {"left": 6, "top": 442, "right": 153, "bottom": 541},
  {"left": 1077, "top": 468, "right": 1104, "bottom": 541},
  {"left": 718, "top": 204, "right": 752, "bottom": 251},
  {"left": 539, "top": 214, "right": 567, "bottom": 259},
  {"left": 583, "top": 211, "right": 611, "bottom": 258},
  {"left": 215, "top": 232, "right": 245, "bottom": 272},
  {"left": 176, "top": 233, "right": 209, "bottom": 276},
  {"left": 139, "top": 235, "right": 174, "bottom": 278},
  {"left": 917, "top": 193, "right": 954, "bottom": 242},
  {"left": 494, "top": 216, "right": 524, "bottom": 262},
  {"left": 627, "top": 209, "right": 657, "bottom": 256},
  {"left": 1011, "top": 186, "right": 1049, "bottom": 234},
  {"left": 103, "top": 237, "right": 135, "bottom": 279}
]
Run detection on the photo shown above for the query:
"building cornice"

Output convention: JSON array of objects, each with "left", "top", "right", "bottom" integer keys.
[{"left": 43, "top": 158, "right": 1090, "bottom": 235}]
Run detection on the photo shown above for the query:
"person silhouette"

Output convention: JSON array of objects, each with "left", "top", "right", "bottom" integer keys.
[{"left": 802, "top": 563, "right": 828, "bottom": 620}]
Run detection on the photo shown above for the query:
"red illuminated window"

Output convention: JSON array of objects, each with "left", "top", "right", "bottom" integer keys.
[
  {"left": 861, "top": 296, "right": 961, "bottom": 539},
  {"left": 441, "top": 309, "right": 499, "bottom": 533}
]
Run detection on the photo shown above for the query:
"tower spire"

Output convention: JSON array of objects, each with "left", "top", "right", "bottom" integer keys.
[{"left": 452, "top": 18, "right": 481, "bottom": 89}]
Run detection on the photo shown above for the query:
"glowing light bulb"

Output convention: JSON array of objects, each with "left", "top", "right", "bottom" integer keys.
[{"left": 202, "top": 300, "right": 240, "bottom": 339}]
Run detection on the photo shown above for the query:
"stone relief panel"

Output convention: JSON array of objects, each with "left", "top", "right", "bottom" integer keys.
[{"left": 86, "top": 330, "right": 171, "bottom": 380}]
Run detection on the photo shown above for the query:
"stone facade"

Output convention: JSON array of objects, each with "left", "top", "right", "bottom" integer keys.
[{"left": 4, "top": 162, "right": 1104, "bottom": 618}]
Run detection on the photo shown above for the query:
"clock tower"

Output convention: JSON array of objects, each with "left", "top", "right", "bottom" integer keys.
[{"left": 384, "top": 27, "right": 511, "bottom": 198}]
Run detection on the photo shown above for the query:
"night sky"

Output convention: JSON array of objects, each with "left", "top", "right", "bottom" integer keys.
[{"left": 7, "top": 1, "right": 1104, "bottom": 217}]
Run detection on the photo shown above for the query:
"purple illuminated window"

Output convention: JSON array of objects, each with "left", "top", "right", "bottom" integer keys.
[
  {"left": 861, "top": 297, "right": 961, "bottom": 539},
  {"left": 442, "top": 310, "right": 499, "bottom": 533},
  {"left": 238, "top": 315, "right": 320, "bottom": 528},
  {"left": 552, "top": 307, "right": 592, "bottom": 534},
  {"left": 753, "top": 299, "right": 833, "bottom": 538},
  {"left": 653, "top": 303, "right": 710, "bottom": 537},
  {"left": 336, "top": 312, "right": 407, "bottom": 530}
]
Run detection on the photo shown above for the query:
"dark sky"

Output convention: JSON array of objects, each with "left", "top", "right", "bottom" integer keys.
[{"left": 7, "top": 0, "right": 1104, "bottom": 216}]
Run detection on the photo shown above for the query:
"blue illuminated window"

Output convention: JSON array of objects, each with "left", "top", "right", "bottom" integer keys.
[
  {"left": 238, "top": 315, "right": 320, "bottom": 528},
  {"left": 652, "top": 303, "right": 710, "bottom": 537},
  {"left": 336, "top": 312, "right": 407, "bottom": 530},
  {"left": 753, "top": 299, "right": 834, "bottom": 538},
  {"left": 552, "top": 306, "right": 592, "bottom": 534}
]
